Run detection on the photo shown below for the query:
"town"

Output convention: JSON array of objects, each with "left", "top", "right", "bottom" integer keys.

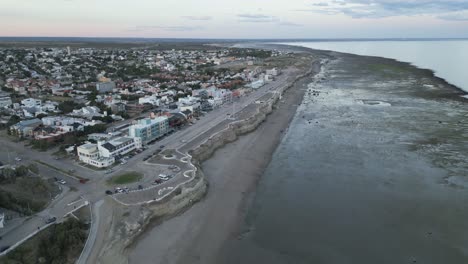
[
  {"left": 0, "top": 42, "right": 309, "bottom": 263},
  {"left": 0, "top": 45, "right": 284, "bottom": 168}
]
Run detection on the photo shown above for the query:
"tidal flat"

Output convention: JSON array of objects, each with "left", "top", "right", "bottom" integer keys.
[{"left": 217, "top": 48, "right": 468, "bottom": 264}]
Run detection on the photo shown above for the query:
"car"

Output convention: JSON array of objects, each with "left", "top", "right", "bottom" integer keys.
[
  {"left": 115, "top": 187, "right": 124, "bottom": 193},
  {"left": 159, "top": 145, "right": 165, "bottom": 149},
  {"left": 138, "top": 185, "right": 143, "bottom": 190},
  {"left": 152, "top": 179, "right": 163, "bottom": 185},
  {"left": 105, "top": 190, "right": 113, "bottom": 195},
  {"left": 45, "top": 217, "right": 57, "bottom": 224},
  {"left": 14, "top": 157, "right": 21, "bottom": 161},
  {"left": 180, "top": 139, "right": 187, "bottom": 143},
  {"left": 120, "top": 160, "right": 127, "bottom": 165},
  {"left": 57, "top": 179, "right": 66, "bottom": 185},
  {"left": 105, "top": 169, "right": 114, "bottom": 174}
]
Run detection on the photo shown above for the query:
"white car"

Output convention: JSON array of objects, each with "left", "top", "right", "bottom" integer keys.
[
  {"left": 14, "top": 157, "right": 22, "bottom": 161},
  {"left": 57, "top": 179, "right": 66, "bottom": 185}
]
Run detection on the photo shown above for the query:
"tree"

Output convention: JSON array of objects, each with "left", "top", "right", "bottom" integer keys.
[{"left": 7, "top": 115, "right": 21, "bottom": 126}]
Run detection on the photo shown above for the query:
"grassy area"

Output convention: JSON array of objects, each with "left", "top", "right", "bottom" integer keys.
[
  {"left": 0, "top": 218, "right": 89, "bottom": 264},
  {"left": 107, "top": 171, "right": 143, "bottom": 185},
  {"left": 34, "top": 160, "right": 87, "bottom": 181},
  {"left": 0, "top": 177, "right": 60, "bottom": 215}
]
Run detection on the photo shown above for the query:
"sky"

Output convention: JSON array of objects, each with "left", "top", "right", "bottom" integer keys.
[{"left": 1, "top": 0, "right": 468, "bottom": 39}]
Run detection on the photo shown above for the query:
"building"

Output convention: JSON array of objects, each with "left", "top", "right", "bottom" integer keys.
[
  {"left": 21, "top": 98, "right": 41, "bottom": 108},
  {"left": 110, "top": 102, "right": 126, "bottom": 114},
  {"left": 248, "top": 79, "right": 265, "bottom": 89},
  {"left": 98, "top": 137, "right": 138, "bottom": 158},
  {"left": 71, "top": 106, "right": 102, "bottom": 119},
  {"left": 87, "top": 133, "right": 112, "bottom": 142},
  {"left": 0, "top": 92, "right": 12, "bottom": 108},
  {"left": 266, "top": 68, "right": 280, "bottom": 76},
  {"left": 96, "top": 81, "right": 116, "bottom": 94},
  {"left": 139, "top": 95, "right": 160, "bottom": 106},
  {"left": 10, "top": 118, "right": 42, "bottom": 137},
  {"left": 77, "top": 143, "right": 115, "bottom": 168},
  {"left": 128, "top": 116, "right": 169, "bottom": 145}
]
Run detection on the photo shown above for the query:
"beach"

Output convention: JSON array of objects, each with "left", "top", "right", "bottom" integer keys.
[
  {"left": 128, "top": 47, "right": 321, "bottom": 264},
  {"left": 128, "top": 45, "right": 468, "bottom": 264}
]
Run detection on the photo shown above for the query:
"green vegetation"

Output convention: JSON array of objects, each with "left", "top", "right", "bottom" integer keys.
[
  {"left": 0, "top": 218, "right": 89, "bottom": 264},
  {"left": 228, "top": 48, "right": 272, "bottom": 59},
  {"left": 58, "top": 101, "right": 85, "bottom": 114},
  {"left": 107, "top": 171, "right": 143, "bottom": 185},
  {"left": 0, "top": 165, "right": 59, "bottom": 215}
]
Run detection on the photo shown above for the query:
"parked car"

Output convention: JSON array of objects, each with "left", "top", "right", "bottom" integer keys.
[
  {"left": 105, "top": 190, "right": 113, "bottom": 195},
  {"left": 152, "top": 179, "right": 163, "bottom": 185},
  {"left": 56, "top": 179, "right": 66, "bottom": 184},
  {"left": 115, "top": 187, "right": 124, "bottom": 193},
  {"left": 14, "top": 157, "right": 21, "bottom": 162},
  {"left": 138, "top": 185, "right": 143, "bottom": 190},
  {"left": 159, "top": 145, "right": 165, "bottom": 149},
  {"left": 45, "top": 217, "right": 57, "bottom": 224}
]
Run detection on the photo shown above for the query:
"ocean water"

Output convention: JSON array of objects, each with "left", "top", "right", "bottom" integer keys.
[
  {"left": 220, "top": 48, "right": 468, "bottom": 264},
  {"left": 283, "top": 40, "right": 468, "bottom": 93}
]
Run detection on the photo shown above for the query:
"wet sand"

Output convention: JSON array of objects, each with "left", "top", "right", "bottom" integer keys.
[
  {"left": 128, "top": 56, "right": 318, "bottom": 264},
  {"left": 217, "top": 50, "right": 468, "bottom": 264}
]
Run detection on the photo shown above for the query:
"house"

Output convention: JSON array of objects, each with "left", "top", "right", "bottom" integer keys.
[
  {"left": 0, "top": 92, "right": 12, "bottom": 108},
  {"left": 139, "top": 95, "right": 160, "bottom": 106},
  {"left": 71, "top": 106, "right": 102, "bottom": 119},
  {"left": 110, "top": 102, "right": 126, "bottom": 114},
  {"left": 96, "top": 81, "right": 115, "bottom": 93},
  {"left": 21, "top": 98, "right": 41, "bottom": 108},
  {"left": 128, "top": 116, "right": 169, "bottom": 145},
  {"left": 10, "top": 118, "right": 42, "bottom": 137}
]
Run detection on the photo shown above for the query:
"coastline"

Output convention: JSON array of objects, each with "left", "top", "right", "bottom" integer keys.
[
  {"left": 127, "top": 47, "right": 324, "bottom": 264},
  {"left": 127, "top": 43, "right": 467, "bottom": 264}
]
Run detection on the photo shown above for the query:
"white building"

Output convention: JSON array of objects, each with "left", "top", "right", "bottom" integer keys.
[
  {"left": 0, "top": 92, "right": 12, "bottom": 108},
  {"left": 128, "top": 117, "right": 169, "bottom": 145},
  {"left": 71, "top": 106, "right": 102, "bottom": 119},
  {"left": 248, "top": 79, "right": 265, "bottom": 89},
  {"left": 77, "top": 143, "right": 115, "bottom": 168},
  {"left": 21, "top": 98, "right": 41, "bottom": 108},
  {"left": 139, "top": 95, "right": 160, "bottom": 106},
  {"left": 98, "top": 137, "right": 138, "bottom": 158},
  {"left": 266, "top": 68, "right": 280, "bottom": 76}
]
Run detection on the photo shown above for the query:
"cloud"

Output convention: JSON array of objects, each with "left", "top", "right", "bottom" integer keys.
[
  {"left": 237, "top": 13, "right": 279, "bottom": 23},
  {"left": 438, "top": 10, "right": 468, "bottom": 21},
  {"left": 300, "top": 0, "right": 468, "bottom": 20},
  {"left": 127, "top": 25, "right": 203, "bottom": 32},
  {"left": 278, "top": 21, "right": 303, "bottom": 27},
  {"left": 182, "top": 16, "right": 212, "bottom": 21}
]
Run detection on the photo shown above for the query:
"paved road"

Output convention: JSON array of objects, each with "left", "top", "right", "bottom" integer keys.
[{"left": 0, "top": 68, "right": 297, "bottom": 258}]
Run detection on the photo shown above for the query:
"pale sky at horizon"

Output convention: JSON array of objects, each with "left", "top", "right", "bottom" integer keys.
[{"left": 1, "top": 0, "right": 468, "bottom": 39}]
